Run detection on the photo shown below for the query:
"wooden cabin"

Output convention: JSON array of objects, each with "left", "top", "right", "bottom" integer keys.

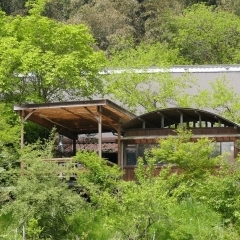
[
  {"left": 14, "top": 101, "right": 240, "bottom": 181},
  {"left": 121, "top": 108, "right": 240, "bottom": 180}
]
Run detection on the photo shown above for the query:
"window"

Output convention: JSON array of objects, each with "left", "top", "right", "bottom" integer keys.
[
  {"left": 124, "top": 141, "right": 235, "bottom": 166},
  {"left": 125, "top": 144, "right": 137, "bottom": 165},
  {"left": 211, "top": 142, "right": 234, "bottom": 163},
  {"left": 222, "top": 142, "right": 234, "bottom": 163},
  {"left": 124, "top": 143, "right": 158, "bottom": 165},
  {"left": 211, "top": 142, "right": 221, "bottom": 158}
]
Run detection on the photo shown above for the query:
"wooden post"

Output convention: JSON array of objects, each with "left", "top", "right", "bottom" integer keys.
[
  {"left": 98, "top": 106, "right": 102, "bottom": 158},
  {"left": 180, "top": 112, "right": 183, "bottom": 127},
  {"left": 199, "top": 115, "right": 202, "bottom": 127},
  {"left": 73, "top": 138, "right": 76, "bottom": 156},
  {"left": 20, "top": 111, "right": 25, "bottom": 170},
  {"left": 19, "top": 110, "right": 35, "bottom": 170},
  {"left": 117, "top": 122, "right": 121, "bottom": 167},
  {"left": 161, "top": 115, "right": 164, "bottom": 128},
  {"left": 20, "top": 110, "right": 24, "bottom": 149}
]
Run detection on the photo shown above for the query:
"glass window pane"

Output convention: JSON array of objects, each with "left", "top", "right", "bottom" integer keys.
[
  {"left": 138, "top": 144, "right": 145, "bottom": 158},
  {"left": 138, "top": 144, "right": 159, "bottom": 164},
  {"left": 211, "top": 142, "right": 221, "bottom": 158},
  {"left": 125, "top": 144, "right": 137, "bottom": 165},
  {"left": 221, "top": 142, "right": 234, "bottom": 164}
]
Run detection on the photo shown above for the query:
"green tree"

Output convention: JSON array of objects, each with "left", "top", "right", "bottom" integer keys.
[
  {"left": 0, "top": 103, "right": 20, "bottom": 203},
  {"left": 149, "top": 128, "right": 240, "bottom": 233},
  {"left": 191, "top": 76, "right": 240, "bottom": 123},
  {"left": 72, "top": 140, "right": 237, "bottom": 239},
  {"left": 182, "top": 0, "right": 218, "bottom": 6},
  {"left": 0, "top": 0, "right": 27, "bottom": 16},
  {"left": 73, "top": 150, "right": 123, "bottom": 198},
  {"left": 80, "top": 145, "right": 236, "bottom": 239},
  {"left": 0, "top": 103, "right": 20, "bottom": 165},
  {"left": 105, "top": 42, "right": 194, "bottom": 113},
  {"left": 2, "top": 128, "right": 240, "bottom": 239},
  {"left": 152, "top": 128, "right": 222, "bottom": 178},
  {"left": 0, "top": 136, "right": 86, "bottom": 239},
  {"left": 217, "top": 0, "right": 240, "bottom": 16},
  {"left": 0, "top": 2, "right": 105, "bottom": 104},
  {"left": 142, "top": 0, "right": 184, "bottom": 43},
  {"left": 44, "top": 0, "right": 71, "bottom": 22},
  {"left": 172, "top": 4, "right": 240, "bottom": 64},
  {"left": 68, "top": 0, "right": 138, "bottom": 53},
  {"left": 105, "top": 71, "right": 196, "bottom": 114},
  {"left": 74, "top": 150, "right": 174, "bottom": 239},
  {"left": 189, "top": 162, "right": 240, "bottom": 227}
]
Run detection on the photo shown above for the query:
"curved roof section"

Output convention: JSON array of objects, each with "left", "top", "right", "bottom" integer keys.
[{"left": 122, "top": 108, "right": 240, "bottom": 130}]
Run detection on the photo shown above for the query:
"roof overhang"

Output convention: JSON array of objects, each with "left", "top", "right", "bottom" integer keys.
[{"left": 14, "top": 99, "right": 135, "bottom": 139}]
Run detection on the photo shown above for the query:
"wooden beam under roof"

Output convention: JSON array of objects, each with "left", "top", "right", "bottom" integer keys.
[{"left": 14, "top": 99, "right": 135, "bottom": 140}]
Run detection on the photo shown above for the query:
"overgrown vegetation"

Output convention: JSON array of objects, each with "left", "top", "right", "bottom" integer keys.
[
  {"left": 1, "top": 0, "right": 240, "bottom": 239},
  {"left": 2, "top": 129, "right": 240, "bottom": 239}
]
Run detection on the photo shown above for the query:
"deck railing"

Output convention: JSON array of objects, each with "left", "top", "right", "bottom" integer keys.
[{"left": 43, "top": 157, "right": 116, "bottom": 178}]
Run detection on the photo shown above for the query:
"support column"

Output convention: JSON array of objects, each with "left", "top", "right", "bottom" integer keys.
[
  {"left": 73, "top": 138, "right": 76, "bottom": 156},
  {"left": 19, "top": 109, "right": 35, "bottom": 170},
  {"left": 199, "top": 115, "right": 202, "bottom": 127},
  {"left": 20, "top": 110, "right": 25, "bottom": 170},
  {"left": 20, "top": 110, "right": 24, "bottom": 149},
  {"left": 117, "top": 122, "right": 121, "bottom": 167},
  {"left": 161, "top": 115, "right": 164, "bottom": 128},
  {"left": 180, "top": 113, "right": 183, "bottom": 127},
  {"left": 20, "top": 109, "right": 35, "bottom": 149},
  {"left": 218, "top": 119, "right": 221, "bottom": 127},
  {"left": 98, "top": 106, "right": 102, "bottom": 158}
]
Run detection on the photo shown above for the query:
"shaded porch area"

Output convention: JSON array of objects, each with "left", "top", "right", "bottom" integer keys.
[{"left": 14, "top": 99, "right": 135, "bottom": 168}]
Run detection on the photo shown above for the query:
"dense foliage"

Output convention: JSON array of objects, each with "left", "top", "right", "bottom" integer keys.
[
  {"left": 1, "top": 0, "right": 240, "bottom": 239},
  {"left": 0, "top": 1, "right": 105, "bottom": 104},
  {"left": 2, "top": 130, "right": 240, "bottom": 239},
  {"left": 1, "top": 0, "right": 240, "bottom": 57}
]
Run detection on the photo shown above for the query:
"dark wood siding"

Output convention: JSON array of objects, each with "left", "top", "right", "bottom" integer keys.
[
  {"left": 123, "top": 166, "right": 182, "bottom": 181},
  {"left": 124, "top": 127, "right": 240, "bottom": 137}
]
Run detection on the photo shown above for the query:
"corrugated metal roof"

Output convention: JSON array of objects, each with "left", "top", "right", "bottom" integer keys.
[{"left": 100, "top": 65, "right": 240, "bottom": 74}]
